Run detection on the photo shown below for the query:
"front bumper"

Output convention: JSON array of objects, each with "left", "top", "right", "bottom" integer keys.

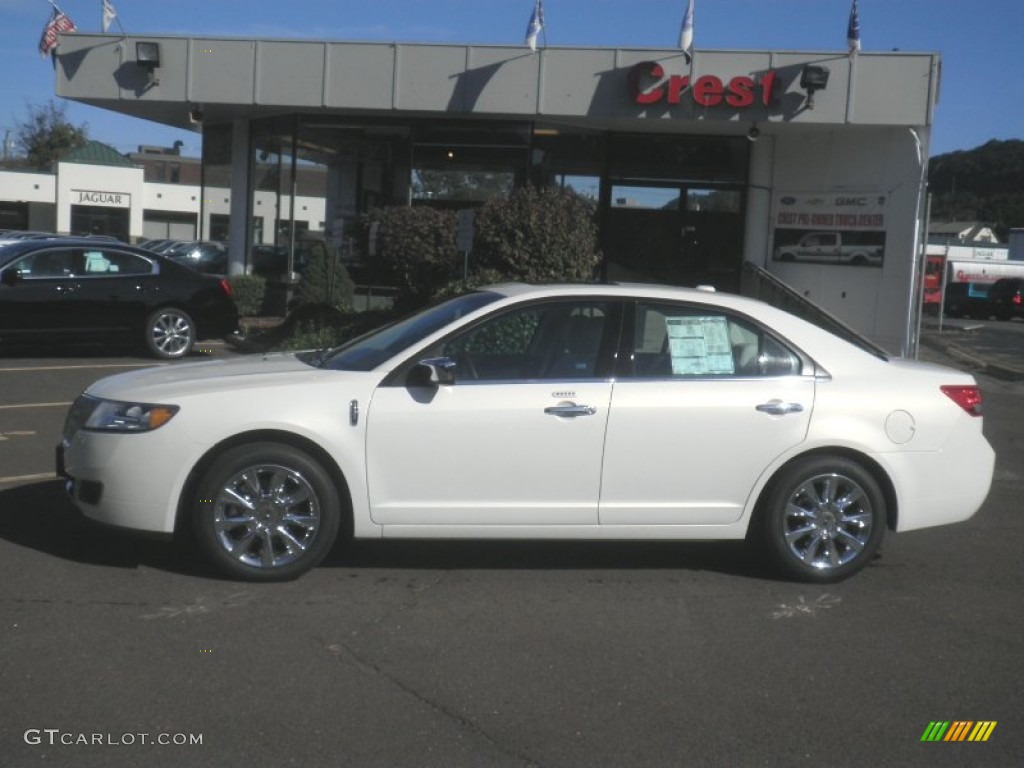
[{"left": 58, "top": 427, "right": 196, "bottom": 535}]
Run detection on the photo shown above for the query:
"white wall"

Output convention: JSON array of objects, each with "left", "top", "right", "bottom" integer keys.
[
  {"left": 0, "top": 170, "right": 55, "bottom": 202},
  {"left": 55, "top": 162, "right": 145, "bottom": 237},
  {"left": 751, "top": 126, "right": 926, "bottom": 353}
]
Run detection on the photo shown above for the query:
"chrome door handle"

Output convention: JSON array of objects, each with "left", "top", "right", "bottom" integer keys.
[
  {"left": 756, "top": 400, "right": 804, "bottom": 416},
  {"left": 544, "top": 404, "right": 597, "bottom": 418}
]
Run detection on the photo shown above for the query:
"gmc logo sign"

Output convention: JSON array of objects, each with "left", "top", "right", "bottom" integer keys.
[{"left": 628, "top": 61, "right": 777, "bottom": 108}]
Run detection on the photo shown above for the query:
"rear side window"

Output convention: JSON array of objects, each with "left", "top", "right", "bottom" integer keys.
[
  {"left": 82, "top": 249, "right": 154, "bottom": 276},
  {"left": 629, "top": 303, "right": 802, "bottom": 378}
]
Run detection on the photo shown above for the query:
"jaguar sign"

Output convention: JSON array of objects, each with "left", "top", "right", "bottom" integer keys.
[{"left": 73, "top": 190, "right": 130, "bottom": 208}]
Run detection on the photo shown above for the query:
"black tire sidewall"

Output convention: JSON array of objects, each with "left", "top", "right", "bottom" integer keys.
[
  {"left": 758, "top": 455, "right": 885, "bottom": 583},
  {"left": 192, "top": 442, "right": 342, "bottom": 581}
]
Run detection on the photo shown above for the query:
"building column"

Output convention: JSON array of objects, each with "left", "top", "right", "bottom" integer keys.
[
  {"left": 743, "top": 135, "right": 775, "bottom": 268},
  {"left": 227, "top": 119, "right": 251, "bottom": 276}
]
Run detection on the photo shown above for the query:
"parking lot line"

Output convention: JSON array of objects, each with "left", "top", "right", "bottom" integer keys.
[{"left": 0, "top": 363, "right": 163, "bottom": 373}]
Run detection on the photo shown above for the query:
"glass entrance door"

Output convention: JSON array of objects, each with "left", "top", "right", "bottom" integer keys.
[{"left": 602, "top": 183, "right": 744, "bottom": 292}]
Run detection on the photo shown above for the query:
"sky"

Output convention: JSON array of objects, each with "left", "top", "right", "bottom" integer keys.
[{"left": 1, "top": 0, "right": 1022, "bottom": 160}]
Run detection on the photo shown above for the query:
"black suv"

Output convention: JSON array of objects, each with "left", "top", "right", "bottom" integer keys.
[{"left": 986, "top": 277, "right": 1024, "bottom": 321}]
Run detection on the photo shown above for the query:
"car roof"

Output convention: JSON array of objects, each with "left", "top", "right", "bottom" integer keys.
[
  {"left": 483, "top": 281, "right": 791, "bottom": 316},
  {"left": 0, "top": 237, "right": 175, "bottom": 267}
]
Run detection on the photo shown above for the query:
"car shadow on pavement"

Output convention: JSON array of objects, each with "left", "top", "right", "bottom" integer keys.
[
  {"left": 0, "top": 479, "right": 216, "bottom": 578},
  {"left": 0, "top": 480, "right": 774, "bottom": 581},
  {"left": 322, "top": 537, "right": 770, "bottom": 580}
]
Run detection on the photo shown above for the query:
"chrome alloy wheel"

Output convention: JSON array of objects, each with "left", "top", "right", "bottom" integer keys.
[
  {"left": 780, "top": 473, "right": 874, "bottom": 571},
  {"left": 149, "top": 308, "right": 194, "bottom": 358},
  {"left": 212, "top": 464, "right": 322, "bottom": 569}
]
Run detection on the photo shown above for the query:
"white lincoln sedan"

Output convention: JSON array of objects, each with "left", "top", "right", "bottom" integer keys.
[{"left": 58, "top": 284, "right": 995, "bottom": 583}]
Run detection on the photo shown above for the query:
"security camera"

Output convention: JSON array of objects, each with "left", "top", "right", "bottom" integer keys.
[
  {"left": 188, "top": 106, "right": 204, "bottom": 124},
  {"left": 747, "top": 124, "right": 761, "bottom": 142}
]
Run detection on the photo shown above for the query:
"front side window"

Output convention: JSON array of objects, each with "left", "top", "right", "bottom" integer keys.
[
  {"left": 316, "top": 291, "right": 503, "bottom": 371},
  {"left": 16, "top": 249, "right": 77, "bottom": 278},
  {"left": 629, "top": 303, "right": 801, "bottom": 378},
  {"left": 434, "top": 300, "right": 613, "bottom": 381}
]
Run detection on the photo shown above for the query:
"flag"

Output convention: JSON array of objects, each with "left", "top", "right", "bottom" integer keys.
[
  {"left": 525, "top": 1, "right": 544, "bottom": 52},
  {"left": 678, "top": 0, "right": 695, "bottom": 57},
  {"left": 102, "top": 0, "right": 118, "bottom": 34},
  {"left": 847, "top": 0, "right": 861, "bottom": 53},
  {"left": 39, "top": 6, "right": 77, "bottom": 59}
]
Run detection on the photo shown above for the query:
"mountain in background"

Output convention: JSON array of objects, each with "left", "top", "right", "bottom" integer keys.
[{"left": 928, "top": 139, "right": 1024, "bottom": 241}]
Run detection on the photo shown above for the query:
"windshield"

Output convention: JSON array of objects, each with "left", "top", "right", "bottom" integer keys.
[{"left": 313, "top": 291, "right": 504, "bottom": 371}]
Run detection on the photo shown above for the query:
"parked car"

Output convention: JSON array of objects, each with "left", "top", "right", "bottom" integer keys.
[
  {"left": 58, "top": 283, "right": 994, "bottom": 583},
  {"left": 942, "top": 282, "right": 991, "bottom": 319},
  {"left": 143, "top": 239, "right": 187, "bottom": 254},
  {"left": 0, "top": 238, "right": 238, "bottom": 358},
  {"left": 163, "top": 241, "right": 229, "bottom": 275},
  {"left": 986, "top": 277, "right": 1024, "bottom": 321},
  {"left": 138, "top": 238, "right": 175, "bottom": 252}
]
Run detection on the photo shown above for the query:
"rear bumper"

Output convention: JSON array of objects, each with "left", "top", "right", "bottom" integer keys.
[{"left": 880, "top": 433, "right": 996, "bottom": 532}]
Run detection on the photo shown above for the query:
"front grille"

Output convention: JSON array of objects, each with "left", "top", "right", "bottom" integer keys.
[{"left": 62, "top": 395, "right": 100, "bottom": 441}]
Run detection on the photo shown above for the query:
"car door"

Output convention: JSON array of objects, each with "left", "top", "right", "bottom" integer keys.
[
  {"left": 74, "top": 247, "right": 158, "bottom": 333},
  {"left": 599, "top": 301, "right": 814, "bottom": 526},
  {"left": 366, "top": 299, "right": 618, "bottom": 527},
  {"left": 0, "top": 246, "right": 83, "bottom": 336}
]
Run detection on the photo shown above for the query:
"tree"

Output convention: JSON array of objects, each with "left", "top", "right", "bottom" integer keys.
[
  {"left": 14, "top": 100, "right": 88, "bottom": 169},
  {"left": 929, "top": 139, "right": 1024, "bottom": 240},
  {"left": 473, "top": 185, "right": 602, "bottom": 282}
]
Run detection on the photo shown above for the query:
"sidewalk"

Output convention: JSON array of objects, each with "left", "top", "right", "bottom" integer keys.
[{"left": 918, "top": 320, "right": 1024, "bottom": 382}]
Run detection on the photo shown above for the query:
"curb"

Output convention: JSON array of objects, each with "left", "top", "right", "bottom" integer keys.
[{"left": 919, "top": 335, "right": 1024, "bottom": 382}]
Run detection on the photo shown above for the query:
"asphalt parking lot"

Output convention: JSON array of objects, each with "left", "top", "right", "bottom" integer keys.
[{"left": 1, "top": 335, "right": 1022, "bottom": 767}]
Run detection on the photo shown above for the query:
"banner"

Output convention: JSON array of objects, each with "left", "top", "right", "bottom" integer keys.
[{"left": 772, "top": 191, "right": 887, "bottom": 267}]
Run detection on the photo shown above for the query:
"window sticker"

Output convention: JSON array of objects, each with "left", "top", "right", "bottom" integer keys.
[{"left": 666, "top": 316, "right": 735, "bottom": 375}]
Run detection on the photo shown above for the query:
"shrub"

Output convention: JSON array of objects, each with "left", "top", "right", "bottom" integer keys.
[
  {"left": 268, "top": 305, "right": 395, "bottom": 352},
  {"left": 227, "top": 274, "right": 267, "bottom": 317},
  {"left": 472, "top": 185, "right": 601, "bottom": 283},
  {"left": 295, "top": 240, "right": 355, "bottom": 312},
  {"left": 364, "top": 206, "right": 460, "bottom": 310}
]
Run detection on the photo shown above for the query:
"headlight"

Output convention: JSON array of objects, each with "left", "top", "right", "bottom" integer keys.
[{"left": 84, "top": 398, "right": 180, "bottom": 433}]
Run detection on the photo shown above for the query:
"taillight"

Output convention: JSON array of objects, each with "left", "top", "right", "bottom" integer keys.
[
  {"left": 219, "top": 278, "right": 233, "bottom": 297},
  {"left": 1013, "top": 294, "right": 1021, "bottom": 306},
  {"left": 940, "top": 385, "right": 983, "bottom": 417}
]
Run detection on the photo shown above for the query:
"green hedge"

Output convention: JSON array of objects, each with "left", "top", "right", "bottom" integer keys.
[{"left": 227, "top": 274, "right": 267, "bottom": 317}]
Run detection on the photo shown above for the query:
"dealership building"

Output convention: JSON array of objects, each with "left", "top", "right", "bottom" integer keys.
[{"left": 38, "top": 32, "right": 941, "bottom": 352}]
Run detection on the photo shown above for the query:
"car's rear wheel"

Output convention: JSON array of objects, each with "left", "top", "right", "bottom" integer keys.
[
  {"left": 757, "top": 455, "right": 885, "bottom": 583},
  {"left": 192, "top": 443, "right": 341, "bottom": 581},
  {"left": 146, "top": 307, "right": 195, "bottom": 358}
]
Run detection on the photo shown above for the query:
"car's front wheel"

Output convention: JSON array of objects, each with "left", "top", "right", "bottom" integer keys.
[
  {"left": 756, "top": 455, "right": 885, "bottom": 583},
  {"left": 192, "top": 443, "right": 342, "bottom": 581},
  {"left": 146, "top": 306, "right": 195, "bottom": 358}
]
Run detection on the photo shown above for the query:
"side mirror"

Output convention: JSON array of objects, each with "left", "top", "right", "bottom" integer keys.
[
  {"left": 413, "top": 356, "right": 457, "bottom": 387},
  {"left": 1, "top": 268, "right": 19, "bottom": 287}
]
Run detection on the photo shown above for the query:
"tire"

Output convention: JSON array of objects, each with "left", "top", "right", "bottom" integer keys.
[
  {"left": 192, "top": 442, "right": 342, "bottom": 581},
  {"left": 146, "top": 306, "right": 195, "bottom": 359},
  {"left": 756, "top": 455, "right": 885, "bottom": 583}
]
